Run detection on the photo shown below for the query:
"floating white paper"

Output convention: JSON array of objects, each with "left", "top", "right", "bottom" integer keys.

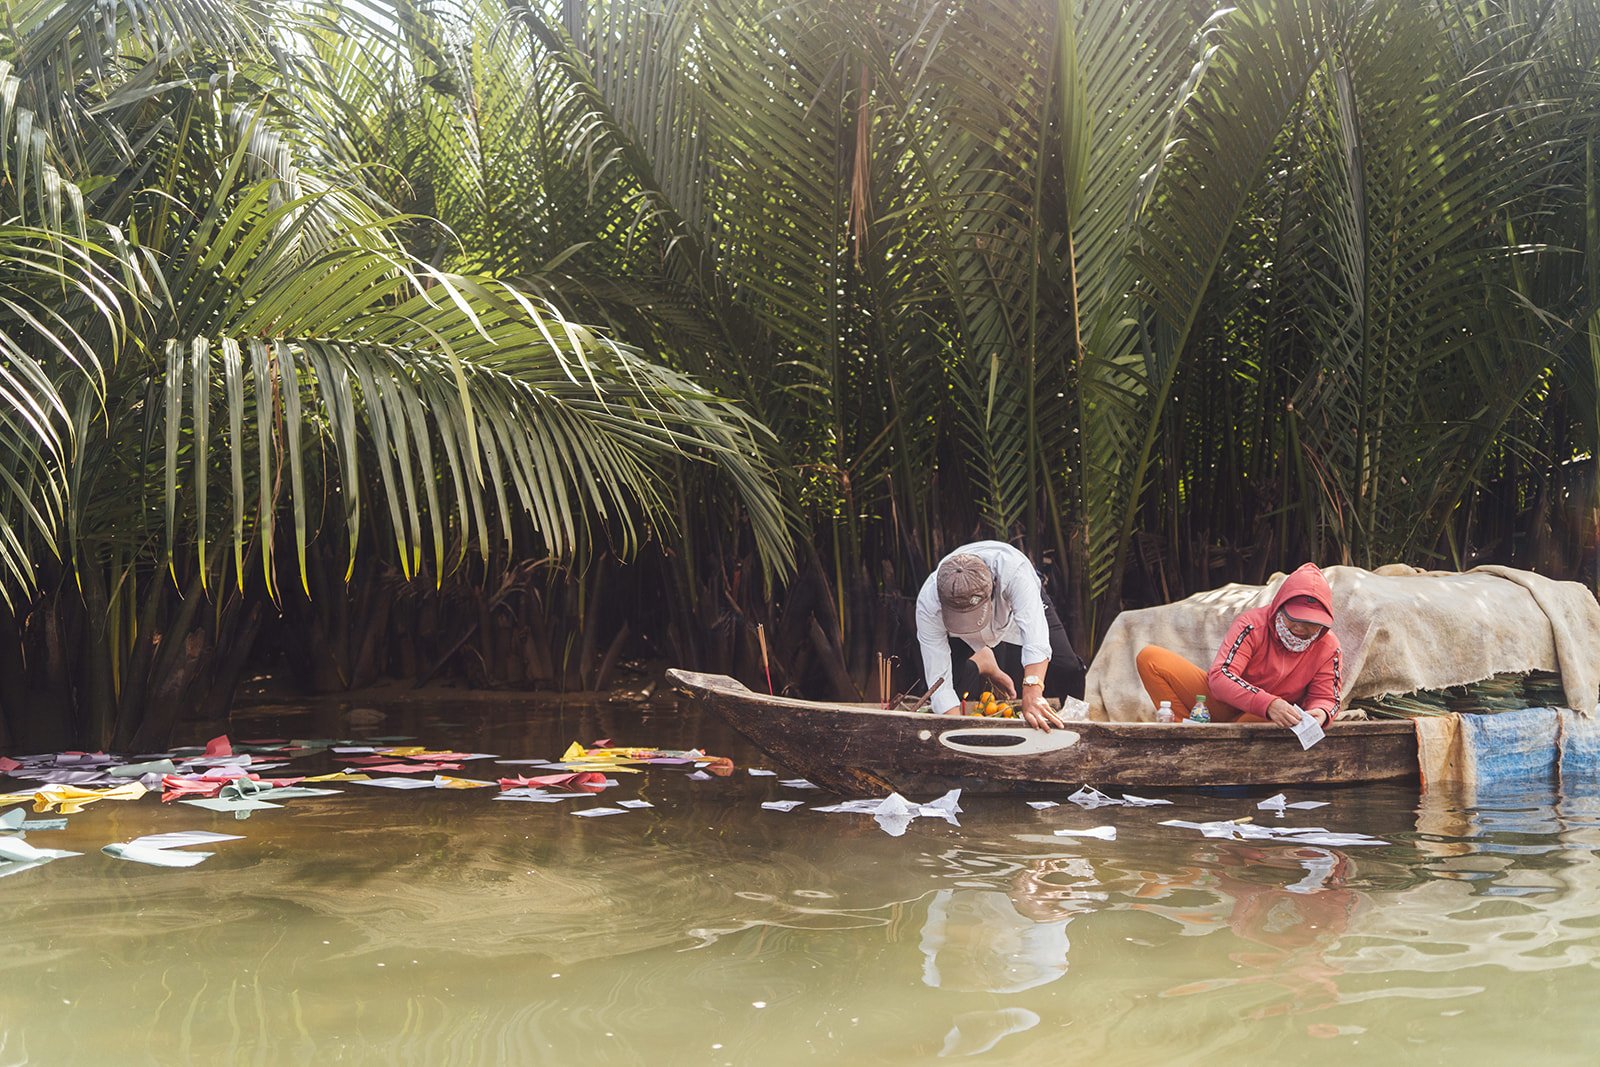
[
  {"left": 571, "top": 807, "right": 629, "bottom": 818},
  {"left": 813, "top": 789, "right": 962, "bottom": 833},
  {"left": 1258, "top": 794, "right": 1330, "bottom": 812},
  {"left": 616, "top": 799, "right": 654, "bottom": 809},
  {"left": 1026, "top": 801, "right": 1059, "bottom": 810},
  {"left": 127, "top": 831, "right": 244, "bottom": 849},
  {"left": 1120, "top": 794, "right": 1173, "bottom": 807},
  {"left": 687, "top": 771, "right": 713, "bottom": 781},
  {"left": 0, "top": 837, "right": 81, "bottom": 862},
  {"left": 761, "top": 800, "right": 805, "bottom": 812},
  {"left": 180, "top": 796, "right": 283, "bottom": 812},
  {"left": 350, "top": 777, "right": 437, "bottom": 790},
  {"left": 102, "top": 843, "right": 212, "bottom": 867},
  {"left": 494, "top": 792, "right": 568, "bottom": 803},
  {"left": 1068, "top": 785, "right": 1122, "bottom": 809},
  {"left": 0, "top": 859, "right": 50, "bottom": 879},
  {"left": 1281, "top": 831, "right": 1388, "bottom": 847},
  {"left": 778, "top": 779, "right": 819, "bottom": 789},
  {"left": 747, "top": 769, "right": 777, "bottom": 777},
  {"left": 1161, "top": 818, "right": 1387, "bottom": 846},
  {"left": 1053, "top": 825, "right": 1117, "bottom": 840},
  {"left": 876, "top": 793, "right": 914, "bottom": 818}
]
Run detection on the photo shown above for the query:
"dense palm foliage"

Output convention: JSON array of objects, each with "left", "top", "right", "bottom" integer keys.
[
  {"left": 0, "top": 0, "right": 790, "bottom": 747},
  {"left": 4, "top": 0, "right": 1600, "bottom": 741},
  {"left": 389, "top": 0, "right": 1600, "bottom": 695}
]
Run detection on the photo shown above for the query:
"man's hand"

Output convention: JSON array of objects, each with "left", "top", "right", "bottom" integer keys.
[
  {"left": 970, "top": 646, "right": 1015, "bottom": 698},
  {"left": 1021, "top": 692, "right": 1064, "bottom": 732},
  {"left": 1265, "top": 698, "right": 1303, "bottom": 728}
]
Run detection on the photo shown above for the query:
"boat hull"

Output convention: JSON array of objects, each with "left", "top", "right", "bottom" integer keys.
[{"left": 669, "top": 669, "right": 1419, "bottom": 794}]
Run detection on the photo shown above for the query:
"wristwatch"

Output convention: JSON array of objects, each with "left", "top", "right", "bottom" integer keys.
[{"left": 1021, "top": 675, "right": 1043, "bottom": 689}]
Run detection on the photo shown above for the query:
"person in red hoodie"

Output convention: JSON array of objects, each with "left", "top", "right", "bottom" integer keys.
[{"left": 1135, "top": 563, "right": 1342, "bottom": 727}]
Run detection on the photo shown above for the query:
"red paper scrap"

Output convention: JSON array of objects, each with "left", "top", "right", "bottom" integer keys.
[
  {"left": 204, "top": 734, "right": 233, "bottom": 758},
  {"left": 0, "top": 756, "right": 20, "bottom": 773},
  {"left": 161, "top": 772, "right": 303, "bottom": 802},
  {"left": 498, "top": 771, "right": 607, "bottom": 791},
  {"left": 160, "top": 776, "right": 223, "bottom": 802}
]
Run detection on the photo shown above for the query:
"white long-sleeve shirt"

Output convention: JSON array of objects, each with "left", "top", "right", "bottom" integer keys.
[{"left": 916, "top": 541, "right": 1051, "bottom": 714}]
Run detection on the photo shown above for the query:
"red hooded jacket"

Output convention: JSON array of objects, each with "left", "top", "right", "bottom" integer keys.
[{"left": 1207, "top": 563, "right": 1343, "bottom": 720}]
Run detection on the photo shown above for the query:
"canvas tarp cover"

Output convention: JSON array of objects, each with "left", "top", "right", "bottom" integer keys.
[{"left": 1085, "top": 565, "right": 1600, "bottom": 721}]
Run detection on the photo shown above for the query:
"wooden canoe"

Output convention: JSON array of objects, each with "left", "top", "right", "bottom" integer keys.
[{"left": 668, "top": 669, "right": 1420, "bottom": 795}]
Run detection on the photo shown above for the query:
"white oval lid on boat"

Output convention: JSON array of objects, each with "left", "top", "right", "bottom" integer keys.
[{"left": 937, "top": 728, "right": 1081, "bottom": 756}]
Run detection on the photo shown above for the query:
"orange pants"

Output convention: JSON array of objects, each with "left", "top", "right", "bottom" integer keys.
[{"left": 1135, "top": 645, "right": 1255, "bottom": 722}]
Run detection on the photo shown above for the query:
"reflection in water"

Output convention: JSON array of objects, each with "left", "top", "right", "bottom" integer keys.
[
  {"left": 5, "top": 697, "right": 1600, "bottom": 1063},
  {"left": 1157, "top": 843, "right": 1361, "bottom": 1018},
  {"left": 920, "top": 889, "right": 1071, "bottom": 993},
  {"left": 938, "top": 1008, "right": 1041, "bottom": 1057}
]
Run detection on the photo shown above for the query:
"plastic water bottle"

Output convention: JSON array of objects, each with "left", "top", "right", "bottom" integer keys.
[
  {"left": 1189, "top": 695, "right": 1211, "bottom": 723},
  {"left": 1155, "top": 700, "right": 1175, "bottom": 723}
]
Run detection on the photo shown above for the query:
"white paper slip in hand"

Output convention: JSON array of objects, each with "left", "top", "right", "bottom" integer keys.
[{"left": 1290, "top": 710, "right": 1325, "bottom": 750}]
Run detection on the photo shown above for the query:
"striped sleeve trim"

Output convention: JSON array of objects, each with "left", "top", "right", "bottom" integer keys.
[
  {"left": 1329, "top": 647, "right": 1343, "bottom": 719},
  {"left": 1217, "top": 624, "right": 1261, "bottom": 695}
]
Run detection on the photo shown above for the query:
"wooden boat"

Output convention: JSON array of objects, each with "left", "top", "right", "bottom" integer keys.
[{"left": 668, "top": 669, "right": 1420, "bottom": 795}]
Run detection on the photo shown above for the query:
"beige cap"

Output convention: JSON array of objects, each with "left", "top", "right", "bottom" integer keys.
[{"left": 937, "top": 554, "right": 994, "bottom": 635}]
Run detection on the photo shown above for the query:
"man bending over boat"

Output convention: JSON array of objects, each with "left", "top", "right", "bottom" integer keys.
[
  {"left": 915, "top": 542, "right": 1086, "bottom": 731},
  {"left": 1136, "top": 562, "right": 1342, "bottom": 729}
]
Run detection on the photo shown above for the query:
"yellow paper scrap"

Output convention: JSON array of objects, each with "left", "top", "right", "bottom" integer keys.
[
  {"left": 377, "top": 746, "right": 427, "bottom": 757},
  {"left": 304, "top": 771, "right": 372, "bottom": 782},
  {"left": 560, "top": 742, "right": 587, "bottom": 762},
  {"left": 33, "top": 781, "right": 147, "bottom": 814},
  {"left": 432, "top": 776, "right": 495, "bottom": 789}
]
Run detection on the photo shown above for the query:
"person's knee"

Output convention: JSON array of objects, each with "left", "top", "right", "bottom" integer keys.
[{"left": 1136, "top": 645, "right": 1163, "bottom": 673}]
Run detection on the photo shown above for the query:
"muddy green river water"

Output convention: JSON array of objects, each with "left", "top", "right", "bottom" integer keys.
[{"left": 4, "top": 694, "right": 1600, "bottom": 1064}]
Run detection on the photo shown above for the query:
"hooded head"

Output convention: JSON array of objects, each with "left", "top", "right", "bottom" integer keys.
[{"left": 1269, "top": 564, "right": 1335, "bottom": 650}]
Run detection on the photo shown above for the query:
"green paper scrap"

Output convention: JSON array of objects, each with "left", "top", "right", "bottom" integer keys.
[
  {"left": 247, "top": 786, "right": 342, "bottom": 801},
  {"left": 109, "top": 759, "right": 177, "bottom": 778},
  {"left": 218, "top": 779, "right": 341, "bottom": 803},
  {"left": 0, "top": 809, "right": 61, "bottom": 833}
]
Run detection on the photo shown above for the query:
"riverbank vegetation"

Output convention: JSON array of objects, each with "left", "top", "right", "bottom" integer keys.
[{"left": 4, "top": 0, "right": 1600, "bottom": 747}]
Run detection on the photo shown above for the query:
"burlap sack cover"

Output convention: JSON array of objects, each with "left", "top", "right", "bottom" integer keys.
[{"left": 1085, "top": 565, "right": 1600, "bottom": 721}]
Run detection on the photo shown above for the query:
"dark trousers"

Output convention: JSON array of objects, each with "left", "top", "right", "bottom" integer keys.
[{"left": 947, "top": 594, "right": 1086, "bottom": 702}]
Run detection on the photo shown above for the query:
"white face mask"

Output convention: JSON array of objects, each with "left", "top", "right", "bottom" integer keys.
[{"left": 1275, "top": 611, "right": 1317, "bottom": 653}]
